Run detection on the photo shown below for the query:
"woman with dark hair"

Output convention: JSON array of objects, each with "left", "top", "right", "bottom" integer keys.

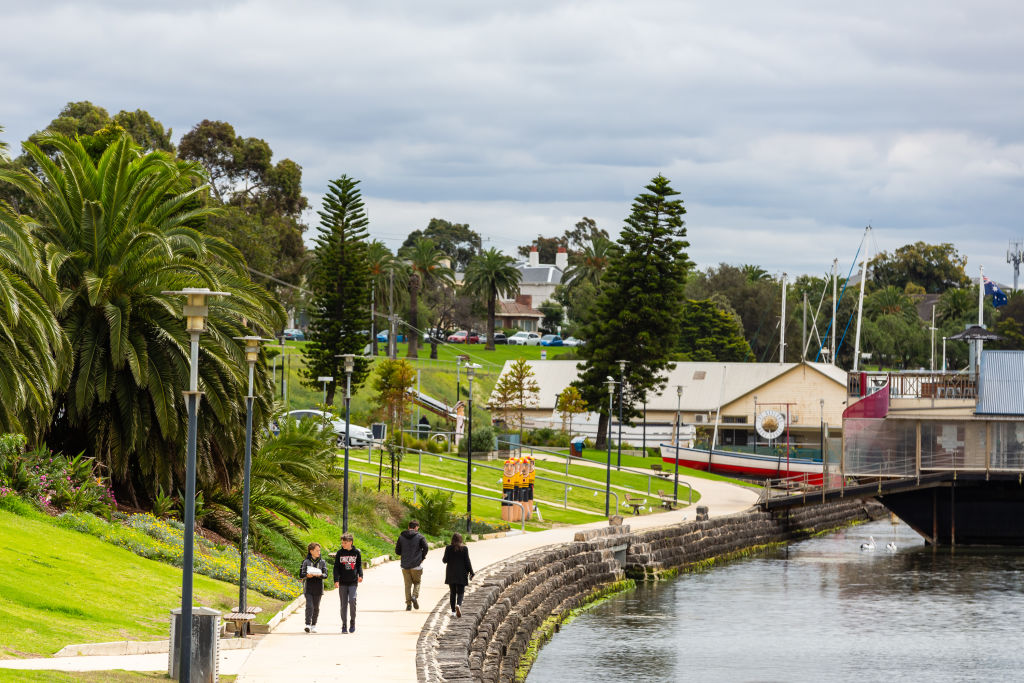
[{"left": 442, "top": 532, "right": 475, "bottom": 618}]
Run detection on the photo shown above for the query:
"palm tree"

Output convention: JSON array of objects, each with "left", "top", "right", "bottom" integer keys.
[
  {"left": 464, "top": 248, "right": 522, "bottom": 351},
  {"left": 866, "top": 286, "right": 918, "bottom": 322},
  {"left": 0, "top": 203, "right": 70, "bottom": 440},
  {"left": 367, "top": 240, "right": 407, "bottom": 357},
  {"left": 563, "top": 234, "right": 613, "bottom": 291},
  {"left": 0, "top": 133, "right": 285, "bottom": 506},
  {"left": 0, "top": 125, "right": 9, "bottom": 161},
  {"left": 403, "top": 237, "right": 454, "bottom": 358}
]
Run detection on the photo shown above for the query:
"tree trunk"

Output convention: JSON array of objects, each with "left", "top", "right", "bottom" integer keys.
[
  {"left": 430, "top": 340, "right": 438, "bottom": 359},
  {"left": 326, "top": 384, "right": 337, "bottom": 407},
  {"left": 595, "top": 411, "right": 609, "bottom": 450},
  {"left": 407, "top": 274, "right": 420, "bottom": 358},
  {"left": 486, "top": 291, "right": 496, "bottom": 351}
]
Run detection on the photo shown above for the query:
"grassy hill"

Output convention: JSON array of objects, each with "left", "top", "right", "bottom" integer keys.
[{"left": 0, "top": 508, "right": 286, "bottom": 659}]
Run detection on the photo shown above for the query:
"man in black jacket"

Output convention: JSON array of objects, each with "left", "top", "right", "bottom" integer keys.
[{"left": 395, "top": 520, "right": 428, "bottom": 610}]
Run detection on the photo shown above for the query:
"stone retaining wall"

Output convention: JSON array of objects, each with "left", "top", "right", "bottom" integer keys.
[{"left": 418, "top": 498, "right": 884, "bottom": 683}]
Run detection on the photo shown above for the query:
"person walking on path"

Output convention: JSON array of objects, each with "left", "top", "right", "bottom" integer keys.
[
  {"left": 395, "top": 520, "right": 429, "bottom": 610},
  {"left": 333, "top": 532, "right": 364, "bottom": 634},
  {"left": 300, "top": 542, "right": 328, "bottom": 633},
  {"left": 442, "top": 532, "right": 474, "bottom": 618}
]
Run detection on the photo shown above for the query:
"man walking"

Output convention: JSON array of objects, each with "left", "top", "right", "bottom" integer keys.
[
  {"left": 395, "top": 520, "right": 428, "bottom": 610},
  {"left": 333, "top": 532, "right": 363, "bottom": 634}
]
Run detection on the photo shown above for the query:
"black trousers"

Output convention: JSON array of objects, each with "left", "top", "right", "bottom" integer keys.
[
  {"left": 304, "top": 589, "right": 323, "bottom": 625},
  {"left": 448, "top": 584, "right": 465, "bottom": 611}
]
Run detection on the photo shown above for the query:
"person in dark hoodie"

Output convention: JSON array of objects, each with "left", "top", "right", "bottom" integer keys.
[
  {"left": 395, "top": 519, "right": 429, "bottom": 610},
  {"left": 300, "top": 542, "right": 328, "bottom": 633},
  {"left": 442, "top": 532, "right": 474, "bottom": 618},
  {"left": 333, "top": 532, "right": 363, "bottom": 634}
]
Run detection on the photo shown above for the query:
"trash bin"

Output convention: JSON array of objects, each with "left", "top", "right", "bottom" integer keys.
[
  {"left": 570, "top": 436, "right": 585, "bottom": 458},
  {"left": 169, "top": 606, "right": 221, "bottom": 682}
]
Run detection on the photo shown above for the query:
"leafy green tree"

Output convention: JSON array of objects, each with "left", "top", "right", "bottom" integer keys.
[
  {"left": 866, "top": 286, "right": 919, "bottom": 322},
  {"left": 0, "top": 133, "right": 285, "bottom": 506},
  {"left": 575, "top": 175, "right": 692, "bottom": 448},
  {"left": 0, "top": 202, "right": 70, "bottom": 440},
  {"left": 463, "top": 248, "right": 522, "bottom": 350},
  {"left": 367, "top": 241, "right": 399, "bottom": 355},
  {"left": 487, "top": 358, "right": 539, "bottom": 439},
  {"left": 562, "top": 234, "right": 614, "bottom": 291},
  {"left": 302, "top": 175, "right": 372, "bottom": 405},
  {"left": 401, "top": 237, "right": 454, "bottom": 359},
  {"left": 871, "top": 242, "right": 971, "bottom": 293},
  {"left": 516, "top": 235, "right": 568, "bottom": 263},
  {"left": 539, "top": 301, "right": 564, "bottom": 334},
  {"left": 677, "top": 299, "right": 753, "bottom": 362},
  {"left": 555, "top": 385, "right": 587, "bottom": 435},
  {"left": 401, "top": 218, "right": 482, "bottom": 271},
  {"left": 685, "top": 264, "right": 781, "bottom": 362}
]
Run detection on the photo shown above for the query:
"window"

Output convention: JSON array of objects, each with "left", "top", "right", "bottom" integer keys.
[{"left": 722, "top": 416, "right": 748, "bottom": 424}]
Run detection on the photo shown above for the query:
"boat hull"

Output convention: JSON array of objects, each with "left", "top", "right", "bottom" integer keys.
[{"left": 660, "top": 445, "right": 825, "bottom": 485}]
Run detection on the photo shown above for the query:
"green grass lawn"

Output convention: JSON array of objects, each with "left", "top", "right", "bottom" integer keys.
[{"left": 0, "top": 509, "right": 286, "bottom": 659}]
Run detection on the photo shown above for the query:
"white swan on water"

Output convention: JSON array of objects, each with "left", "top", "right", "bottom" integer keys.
[
  {"left": 886, "top": 541, "right": 898, "bottom": 552},
  {"left": 860, "top": 536, "right": 875, "bottom": 551}
]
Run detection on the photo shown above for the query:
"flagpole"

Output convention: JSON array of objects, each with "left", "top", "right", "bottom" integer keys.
[{"left": 977, "top": 265, "right": 984, "bottom": 378}]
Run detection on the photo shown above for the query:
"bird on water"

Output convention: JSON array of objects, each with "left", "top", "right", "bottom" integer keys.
[{"left": 860, "top": 536, "right": 875, "bottom": 551}]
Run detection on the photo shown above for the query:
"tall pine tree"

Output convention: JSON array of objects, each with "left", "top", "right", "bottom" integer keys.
[
  {"left": 303, "top": 176, "right": 372, "bottom": 405},
  {"left": 574, "top": 175, "right": 693, "bottom": 448}
]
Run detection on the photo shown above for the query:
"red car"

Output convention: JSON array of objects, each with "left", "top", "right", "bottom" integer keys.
[{"left": 446, "top": 330, "right": 480, "bottom": 343}]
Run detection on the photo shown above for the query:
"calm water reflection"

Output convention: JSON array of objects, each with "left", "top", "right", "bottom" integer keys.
[{"left": 528, "top": 519, "right": 1024, "bottom": 682}]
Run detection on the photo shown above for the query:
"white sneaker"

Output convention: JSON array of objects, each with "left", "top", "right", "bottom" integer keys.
[
  {"left": 311, "top": 625, "right": 317, "bottom": 633},
  {"left": 451, "top": 610, "right": 457, "bottom": 617},
  {"left": 304, "top": 624, "right": 310, "bottom": 633}
]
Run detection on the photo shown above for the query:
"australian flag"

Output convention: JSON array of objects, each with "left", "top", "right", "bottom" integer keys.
[{"left": 983, "top": 275, "right": 1009, "bottom": 308}]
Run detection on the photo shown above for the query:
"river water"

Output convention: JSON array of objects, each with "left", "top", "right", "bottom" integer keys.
[{"left": 528, "top": 519, "right": 1024, "bottom": 682}]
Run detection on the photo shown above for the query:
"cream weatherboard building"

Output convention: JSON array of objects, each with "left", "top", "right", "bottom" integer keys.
[{"left": 489, "top": 360, "right": 848, "bottom": 449}]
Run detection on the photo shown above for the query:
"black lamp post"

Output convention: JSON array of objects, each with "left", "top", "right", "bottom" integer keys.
[
  {"left": 466, "top": 365, "right": 475, "bottom": 533},
  {"left": 605, "top": 376, "right": 615, "bottom": 516},
  {"left": 163, "top": 288, "right": 229, "bottom": 683},
  {"left": 616, "top": 360, "right": 626, "bottom": 470},
  {"left": 674, "top": 385, "right": 683, "bottom": 507},
  {"left": 338, "top": 354, "right": 356, "bottom": 532},
  {"left": 233, "top": 336, "right": 272, "bottom": 619}
]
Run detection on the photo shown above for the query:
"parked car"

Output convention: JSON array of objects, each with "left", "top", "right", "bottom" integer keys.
[
  {"left": 282, "top": 328, "right": 305, "bottom": 341},
  {"left": 562, "top": 336, "right": 585, "bottom": 347},
  {"left": 540, "top": 334, "right": 563, "bottom": 346},
  {"left": 285, "top": 409, "right": 373, "bottom": 447},
  {"left": 492, "top": 332, "right": 508, "bottom": 345},
  {"left": 447, "top": 330, "right": 480, "bottom": 343},
  {"left": 508, "top": 331, "right": 541, "bottom": 346},
  {"left": 422, "top": 328, "right": 447, "bottom": 342},
  {"left": 376, "top": 330, "right": 406, "bottom": 343}
]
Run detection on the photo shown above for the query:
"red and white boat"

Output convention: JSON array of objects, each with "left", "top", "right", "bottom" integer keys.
[{"left": 660, "top": 444, "right": 825, "bottom": 485}]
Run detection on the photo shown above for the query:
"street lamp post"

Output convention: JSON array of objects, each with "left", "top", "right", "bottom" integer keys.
[
  {"left": 163, "top": 288, "right": 229, "bottom": 683},
  {"left": 674, "top": 385, "right": 683, "bottom": 507},
  {"left": 942, "top": 337, "right": 948, "bottom": 372},
  {"left": 752, "top": 395, "right": 758, "bottom": 455},
  {"left": 233, "top": 336, "right": 272, "bottom": 619},
  {"left": 616, "top": 360, "right": 626, "bottom": 470},
  {"left": 338, "top": 354, "right": 356, "bottom": 533},
  {"left": 466, "top": 366, "right": 475, "bottom": 533},
  {"left": 455, "top": 355, "right": 463, "bottom": 406},
  {"left": 605, "top": 377, "right": 615, "bottom": 516}
]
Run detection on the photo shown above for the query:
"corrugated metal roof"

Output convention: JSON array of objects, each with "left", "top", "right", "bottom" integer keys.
[
  {"left": 490, "top": 360, "right": 847, "bottom": 412},
  {"left": 976, "top": 351, "right": 1024, "bottom": 415}
]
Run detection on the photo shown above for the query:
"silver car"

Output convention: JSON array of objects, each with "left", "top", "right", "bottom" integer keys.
[
  {"left": 508, "top": 331, "right": 541, "bottom": 346},
  {"left": 286, "top": 409, "right": 373, "bottom": 447}
]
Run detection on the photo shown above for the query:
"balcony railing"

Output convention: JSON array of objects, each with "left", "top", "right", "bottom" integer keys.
[{"left": 849, "top": 371, "right": 977, "bottom": 400}]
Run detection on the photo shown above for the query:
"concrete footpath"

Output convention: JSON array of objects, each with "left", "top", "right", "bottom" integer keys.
[{"left": 0, "top": 475, "right": 757, "bottom": 680}]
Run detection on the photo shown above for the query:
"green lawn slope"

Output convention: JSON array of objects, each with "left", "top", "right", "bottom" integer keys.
[{"left": 0, "top": 509, "right": 286, "bottom": 659}]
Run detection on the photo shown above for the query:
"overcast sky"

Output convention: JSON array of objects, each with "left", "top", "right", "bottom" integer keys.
[{"left": 2, "top": 0, "right": 1023, "bottom": 282}]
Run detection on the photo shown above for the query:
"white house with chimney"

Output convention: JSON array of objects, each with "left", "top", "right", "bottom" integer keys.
[{"left": 493, "top": 246, "right": 568, "bottom": 331}]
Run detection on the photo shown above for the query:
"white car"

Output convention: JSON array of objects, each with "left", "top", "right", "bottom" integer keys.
[
  {"left": 563, "top": 336, "right": 585, "bottom": 347},
  {"left": 286, "top": 409, "right": 373, "bottom": 447},
  {"left": 508, "top": 331, "right": 541, "bottom": 346}
]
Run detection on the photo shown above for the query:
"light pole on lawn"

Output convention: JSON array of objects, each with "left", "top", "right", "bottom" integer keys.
[
  {"left": 465, "top": 365, "right": 475, "bottom": 533},
  {"left": 674, "top": 385, "right": 683, "bottom": 507},
  {"left": 616, "top": 360, "right": 627, "bottom": 470},
  {"left": 455, "top": 355, "right": 463, "bottom": 406},
  {"left": 605, "top": 376, "right": 615, "bottom": 517},
  {"left": 337, "top": 354, "right": 356, "bottom": 533},
  {"left": 233, "top": 336, "right": 273, "bottom": 619},
  {"left": 163, "top": 288, "right": 229, "bottom": 683}
]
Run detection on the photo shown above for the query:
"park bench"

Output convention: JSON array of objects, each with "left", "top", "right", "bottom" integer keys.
[
  {"left": 623, "top": 494, "right": 647, "bottom": 515},
  {"left": 224, "top": 605, "right": 263, "bottom": 637},
  {"left": 649, "top": 464, "right": 670, "bottom": 479},
  {"left": 657, "top": 489, "right": 677, "bottom": 510}
]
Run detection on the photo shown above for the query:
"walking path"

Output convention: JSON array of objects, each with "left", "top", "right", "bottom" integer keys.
[{"left": 0, "top": 475, "right": 757, "bottom": 680}]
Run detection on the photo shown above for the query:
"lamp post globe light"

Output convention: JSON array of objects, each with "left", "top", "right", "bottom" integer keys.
[
  {"left": 336, "top": 354, "right": 357, "bottom": 533},
  {"left": 162, "top": 288, "right": 229, "bottom": 683},
  {"left": 605, "top": 376, "right": 615, "bottom": 517},
  {"left": 674, "top": 385, "right": 683, "bottom": 507},
  {"left": 233, "top": 336, "right": 274, "bottom": 618},
  {"left": 466, "top": 365, "right": 475, "bottom": 533},
  {"left": 616, "top": 360, "right": 626, "bottom": 471}
]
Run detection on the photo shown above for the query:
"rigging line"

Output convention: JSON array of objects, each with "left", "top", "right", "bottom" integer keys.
[
  {"left": 244, "top": 265, "right": 313, "bottom": 294},
  {"left": 815, "top": 234, "right": 864, "bottom": 363},
  {"left": 802, "top": 270, "right": 831, "bottom": 358}
]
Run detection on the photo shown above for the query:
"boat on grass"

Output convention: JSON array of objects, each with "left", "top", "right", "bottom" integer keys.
[{"left": 660, "top": 444, "right": 825, "bottom": 485}]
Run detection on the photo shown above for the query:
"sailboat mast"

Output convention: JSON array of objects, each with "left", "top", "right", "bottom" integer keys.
[
  {"left": 831, "top": 258, "right": 838, "bottom": 365},
  {"left": 853, "top": 226, "right": 871, "bottom": 372},
  {"left": 780, "top": 273, "right": 787, "bottom": 363}
]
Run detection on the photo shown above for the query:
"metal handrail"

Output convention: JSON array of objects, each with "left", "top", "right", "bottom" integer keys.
[{"left": 350, "top": 469, "right": 526, "bottom": 532}]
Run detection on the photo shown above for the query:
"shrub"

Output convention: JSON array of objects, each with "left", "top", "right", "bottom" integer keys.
[
  {"left": 458, "top": 424, "right": 495, "bottom": 455},
  {"left": 413, "top": 488, "right": 454, "bottom": 535},
  {"left": 0, "top": 435, "right": 115, "bottom": 515}
]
